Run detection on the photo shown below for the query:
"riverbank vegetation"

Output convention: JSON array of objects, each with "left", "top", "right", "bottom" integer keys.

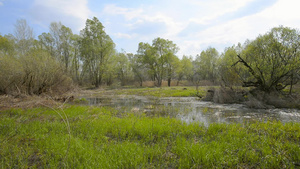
[
  {"left": 1, "top": 105, "right": 300, "bottom": 168},
  {"left": 1, "top": 18, "right": 299, "bottom": 102},
  {"left": 78, "top": 86, "right": 205, "bottom": 98}
]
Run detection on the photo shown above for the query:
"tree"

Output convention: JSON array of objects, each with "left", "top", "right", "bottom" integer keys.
[
  {"left": 176, "top": 55, "right": 193, "bottom": 85},
  {"left": 14, "top": 19, "right": 34, "bottom": 55},
  {"left": 46, "top": 22, "right": 74, "bottom": 73},
  {"left": 196, "top": 47, "right": 219, "bottom": 84},
  {"left": 129, "top": 53, "right": 147, "bottom": 87},
  {"left": 137, "top": 37, "right": 179, "bottom": 87},
  {"left": 115, "top": 52, "right": 133, "bottom": 86},
  {"left": 165, "top": 53, "right": 180, "bottom": 87},
  {"left": 38, "top": 32, "right": 55, "bottom": 57},
  {"left": 0, "top": 35, "right": 15, "bottom": 56},
  {"left": 233, "top": 26, "right": 300, "bottom": 93},
  {"left": 218, "top": 44, "right": 245, "bottom": 86},
  {"left": 70, "top": 34, "right": 82, "bottom": 83},
  {"left": 80, "top": 17, "right": 115, "bottom": 88}
]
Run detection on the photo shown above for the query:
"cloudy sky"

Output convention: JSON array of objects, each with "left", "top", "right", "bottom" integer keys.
[{"left": 0, "top": 0, "right": 299, "bottom": 56}]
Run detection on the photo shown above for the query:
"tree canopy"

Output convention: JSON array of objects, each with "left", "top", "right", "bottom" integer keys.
[
  {"left": 234, "top": 26, "right": 300, "bottom": 92},
  {"left": 0, "top": 17, "right": 299, "bottom": 95}
]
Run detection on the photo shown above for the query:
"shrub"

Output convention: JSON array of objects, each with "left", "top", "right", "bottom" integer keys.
[{"left": 0, "top": 50, "right": 73, "bottom": 95}]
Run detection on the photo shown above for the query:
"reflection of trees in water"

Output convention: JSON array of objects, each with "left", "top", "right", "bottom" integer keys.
[{"left": 83, "top": 96, "right": 300, "bottom": 125}]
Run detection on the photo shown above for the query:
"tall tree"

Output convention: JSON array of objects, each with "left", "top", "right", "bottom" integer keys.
[
  {"left": 218, "top": 44, "right": 245, "bottom": 86},
  {"left": 129, "top": 53, "right": 147, "bottom": 87},
  {"left": 176, "top": 55, "right": 193, "bottom": 85},
  {"left": 115, "top": 51, "right": 133, "bottom": 86},
  {"left": 80, "top": 17, "right": 115, "bottom": 88},
  {"left": 234, "top": 26, "right": 300, "bottom": 92},
  {"left": 137, "top": 37, "right": 179, "bottom": 87},
  {"left": 14, "top": 19, "right": 34, "bottom": 55},
  {"left": 47, "top": 22, "right": 74, "bottom": 72},
  {"left": 38, "top": 32, "right": 55, "bottom": 57},
  {"left": 196, "top": 47, "right": 219, "bottom": 84},
  {"left": 0, "top": 35, "right": 15, "bottom": 56}
]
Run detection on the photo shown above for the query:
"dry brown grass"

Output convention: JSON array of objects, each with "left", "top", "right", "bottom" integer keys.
[{"left": 0, "top": 95, "right": 60, "bottom": 111}]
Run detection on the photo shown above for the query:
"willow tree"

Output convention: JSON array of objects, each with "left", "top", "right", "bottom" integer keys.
[
  {"left": 80, "top": 17, "right": 115, "bottom": 87},
  {"left": 234, "top": 26, "right": 300, "bottom": 93},
  {"left": 137, "top": 37, "right": 179, "bottom": 87}
]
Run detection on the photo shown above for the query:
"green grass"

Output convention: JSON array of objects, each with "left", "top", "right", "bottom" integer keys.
[
  {"left": 1, "top": 106, "right": 300, "bottom": 168},
  {"left": 114, "top": 86, "right": 206, "bottom": 97}
]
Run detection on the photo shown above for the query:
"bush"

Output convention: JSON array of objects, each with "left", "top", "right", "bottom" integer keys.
[
  {"left": 0, "top": 50, "right": 73, "bottom": 95},
  {"left": 0, "top": 55, "right": 23, "bottom": 94}
]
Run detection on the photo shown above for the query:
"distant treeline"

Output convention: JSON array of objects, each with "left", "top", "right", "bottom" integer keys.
[{"left": 0, "top": 17, "right": 299, "bottom": 95}]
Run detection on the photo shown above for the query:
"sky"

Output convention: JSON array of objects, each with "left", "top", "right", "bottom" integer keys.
[{"left": 0, "top": 0, "right": 300, "bottom": 57}]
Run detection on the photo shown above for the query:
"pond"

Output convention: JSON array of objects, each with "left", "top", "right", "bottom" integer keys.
[{"left": 80, "top": 95, "right": 300, "bottom": 126}]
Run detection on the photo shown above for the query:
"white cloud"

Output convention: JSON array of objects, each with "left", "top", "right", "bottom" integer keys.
[
  {"left": 98, "top": 0, "right": 300, "bottom": 57},
  {"left": 0, "top": 2, "right": 3, "bottom": 6},
  {"left": 30, "top": 0, "right": 91, "bottom": 32},
  {"left": 114, "top": 32, "right": 133, "bottom": 39},
  {"left": 102, "top": 4, "right": 143, "bottom": 21},
  {"left": 175, "top": 0, "right": 300, "bottom": 56}
]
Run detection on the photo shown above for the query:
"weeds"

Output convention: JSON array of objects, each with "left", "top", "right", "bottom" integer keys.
[
  {"left": 0, "top": 106, "right": 300, "bottom": 168},
  {"left": 112, "top": 86, "right": 206, "bottom": 97}
]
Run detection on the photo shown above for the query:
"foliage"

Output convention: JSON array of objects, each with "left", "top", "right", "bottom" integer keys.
[
  {"left": 114, "top": 52, "right": 134, "bottom": 86},
  {"left": 129, "top": 53, "right": 148, "bottom": 86},
  {"left": 218, "top": 44, "right": 246, "bottom": 86},
  {"left": 0, "top": 49, "right": 72, "bottom": 95},
  {"left": 1, "top": 106, "right": 299, "bottom": 168},
  {"left": 195, "top": 47, "right": 219, "bottom": 83},
  {"left": 234, "top": 26, "right": 300, "bottom": 92},
  {"left": 0, "top": 35, "right": 15, "bottom": 56},
  {"left": 1, "top": 18, "right": 300, "bottom": 95},
  {"left": 80, "top": 17, "right": 115, "bottom": 88},
  {"left": 137, "top": 37, "right": 179, "bottom": 87},
  {"left": 0, "top": 55, "right": 23, "bottom": 94},
  {"left": 14, "top": 19, "right": 34, "bottom": 55},
  {"left": 176, "top": 55, "right": 193, "bottom": 85}
]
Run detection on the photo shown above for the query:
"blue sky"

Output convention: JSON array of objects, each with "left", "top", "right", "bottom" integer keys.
[{"left": 1, "top": 0, "right": 300, "bottom": 57}]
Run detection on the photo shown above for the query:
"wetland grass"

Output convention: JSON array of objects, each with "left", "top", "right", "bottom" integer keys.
[{"left": 1, "top": 105, "right": 300, "bottom": 168}]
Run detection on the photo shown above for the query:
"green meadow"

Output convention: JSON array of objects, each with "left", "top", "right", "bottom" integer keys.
[{"left": 1, "top": 105, "right": 300, "bottom": 168}]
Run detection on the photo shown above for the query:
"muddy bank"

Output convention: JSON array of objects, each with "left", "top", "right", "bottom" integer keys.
[{"left": 202, "top": 87, "right": 300, "bottom": 109}]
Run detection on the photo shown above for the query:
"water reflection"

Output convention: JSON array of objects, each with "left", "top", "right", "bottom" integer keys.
[{"left": 82, "top": 96, "right": 300, "bottom": 125}]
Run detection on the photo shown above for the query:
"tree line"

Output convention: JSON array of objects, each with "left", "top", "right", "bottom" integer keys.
[{"left": 0, "top": 16, "right": 299, "bottom": 95}]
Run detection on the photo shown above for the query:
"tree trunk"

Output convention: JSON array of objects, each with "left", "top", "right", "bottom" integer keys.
[{"left": 168, "top": 78, "right": 171, "bottom": 87}]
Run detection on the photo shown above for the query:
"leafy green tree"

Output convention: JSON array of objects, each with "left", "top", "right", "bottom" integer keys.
[
  {"left": 176, "top": 55, "right": 193, "bottom": 85},
  {"left": 0, "top": 35, "right": 15, "bottom": 56},
  {"left": 218, "top": 44, "right": 246, "bottom": 86},
  {"left": 196, "top": 47, "right": 219, "bottom": 83},
  {"left": 234, "top": 26, "right": 300, "bottom": 92},
  {"left": 70, "top": 34, "right": 82, "bottom": 83},
  {"left": 80, "top": 17, "right": 115, "bottom": 88},
  {"left": 115, "top": 52, "right": 133, "bottom": 86},
  {"left": 46, "top": 22, "right": 75, "bottom": 72},
  {"left": 59, "top": 25, "right": 73, "bottom": 72},
  {"left": 137, "top": 37, "right": 179, "bottom": 87},
  {"left": 38, "top": 32, "right": 55, "bottom": 56},
  {"left": 129, "top": 53, "right": 148, "bottom": 86},
  {"left": 165, "top": 53, "right": 180, "bottom": 86}
]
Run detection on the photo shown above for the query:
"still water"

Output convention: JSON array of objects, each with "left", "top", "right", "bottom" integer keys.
[{"left": 81, "top": 95, "right": 300, "bottom": 126}]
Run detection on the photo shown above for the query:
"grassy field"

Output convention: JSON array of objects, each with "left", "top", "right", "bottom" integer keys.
[
  {"left": 1, "top": 105, "right": 300, "bottom": 168},
  {"left": 79, "top": 86, "right": 207, "bottom": 98}
]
